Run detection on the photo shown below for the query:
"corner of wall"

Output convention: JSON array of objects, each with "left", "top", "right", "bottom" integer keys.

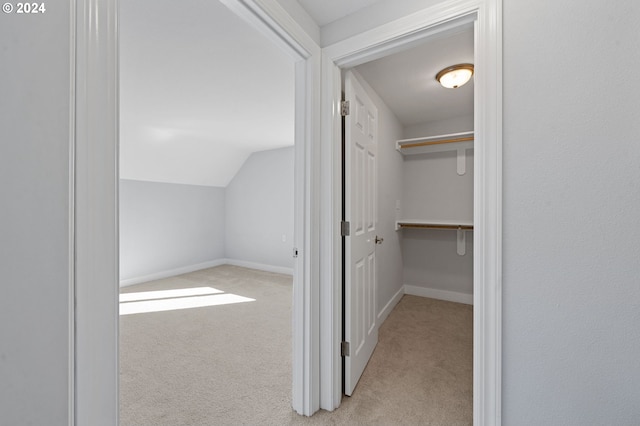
[{"left": 404, "top": 284, "right": 473, "bottom": 305}]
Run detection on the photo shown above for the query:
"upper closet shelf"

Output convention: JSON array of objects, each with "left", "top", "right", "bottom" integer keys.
[
  {"left": 396, "top": 131, "right": 474, "bottom": 175},
  {"left": 395, "top": 219, "right": 473, "bottom": 231}
]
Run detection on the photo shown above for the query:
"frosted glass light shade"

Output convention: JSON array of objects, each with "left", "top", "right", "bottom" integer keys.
[{"left": 436, "top": 64, "right": 474, "bottom": 89}]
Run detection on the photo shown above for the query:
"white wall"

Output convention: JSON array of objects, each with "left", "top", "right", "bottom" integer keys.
[
  {"left": 0, "top": 3, "right": 72, "bottom": 424},
  {"left": 225, "top": 147, "right": 295, "bottom": 271},
  {"left": 350, "top": 70, "right": 405, "bottom": 319},
  {"left": 502, "top": 1, "right": 640, "bottom": 423},
  {"left": 401, "top": 117, "right": 474, "bottom": 298},
  {"left": 118, "top": 147, "right": 294, "bottom": 282},
  {"left": 402, "top": 229, "right": 473, "bottom": 295},
  {"left": 400, "top": 150, "right": 474, "bottom": 296},
  {"left": 119, "top": 180, "right": 226, "bottom": 281},
  {"left": 403, "top": 114, "right": 473, "bottom": 139}
]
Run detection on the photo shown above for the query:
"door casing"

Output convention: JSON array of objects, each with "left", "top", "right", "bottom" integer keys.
[
  {"left": 73, "top": 0, "right": 321, "bottom": 421},
  {"left": 319, "top": 1, "right": 503, "bottom": 424}
]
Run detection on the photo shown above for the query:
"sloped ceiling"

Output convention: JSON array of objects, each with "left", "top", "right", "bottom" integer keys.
[{"left": 119, "top": 0, "right": 294, "bottom": 187}]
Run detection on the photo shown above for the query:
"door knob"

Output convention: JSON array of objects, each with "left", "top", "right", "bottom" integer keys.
[{"left": 375, "top": 236, "right": 383, "bottom": 244}]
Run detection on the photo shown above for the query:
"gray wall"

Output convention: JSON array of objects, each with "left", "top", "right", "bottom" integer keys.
[
  {"left": 502, "top": 1, "right": 640, "bottom": 424},
  {"left": 119, "top": 180, "right": 226, "bottom": 281},
  {"left": 225, "top": 147, "right": 295, "bottom": 270},
  {"left": 0, "top": 3, "right": 72, "bottom": 424},
  {"left": 402, "top": 229, "right": 473, "bottom": 294},
  {"left": 401, "top": 118, "right": 474, "bottom": 295},
  {"left": 404, "top": 114, "right": 473, "bottom": 140},
  {"left": 119, "top": 147, "right": 294, "bottom": 282}
]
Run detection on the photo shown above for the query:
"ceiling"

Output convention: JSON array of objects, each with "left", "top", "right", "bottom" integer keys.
[
  {"left": 296, "top": 0, "right": 383, "bottom": 26},
  {"left": 120, "top": 0, "right": 472, "bottom": 187},
  {"left": 354, "top": 27, "right": 474, "bottom": 126},
  {"left": 119, "top": 0, "right": 294, "bottom": 187}
]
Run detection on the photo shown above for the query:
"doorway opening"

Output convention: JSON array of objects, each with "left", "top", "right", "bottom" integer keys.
[
  {"left": 117, "top": 1, "right": 298, "bottom": 423},
  {"left": 320, "top": 2, "right": 502, "bottom": 422},
  {"left": 340, "top": 24, "right": 474, "bottom": 421}
]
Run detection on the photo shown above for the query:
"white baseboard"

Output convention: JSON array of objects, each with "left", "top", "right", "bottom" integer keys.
[
  {"left": 119, "top": 259, "right": 226, "bottom": 287},
  {"left": 377, "top": 286, "right": 404, "bottom": 324},
  {"left": 404, "top": 284, "right": 473, "bottom": 305},
  {"left": 224, "top": 258, "right": 294, "bottom": 276},
  {"left": 119, "top": 258, "right": 293, "bottom": 287}
]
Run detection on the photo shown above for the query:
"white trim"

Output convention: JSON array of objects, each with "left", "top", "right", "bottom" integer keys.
[
  {"left": 74, "top": 0, "right": 119, "bottom": 424},
  {"left": 320, "top": 51, "right": 344, "bottom": 411},
  {"left": 68, "top": 1, "right": 77, "bottom": 423},
  {"left": 320, "top": 1, "right": 502, "bottom": 424},
  {"left": 224, "top": 259, "right": 294, "bottom": 276},
  {"left": 377, "top": 287, "right": 405, "bottom": 324},
  {"left": 220, "top": 0, "right": 311, "bottom": 61},
  {"left": 119, "top": 259, "right": 228, "bottom": 287},
  {"left": 227, "top": 0, "right": 322, "bottom": 416},
  {"left": 119, "top": 259, "right": 294, "bottom": 287},
  {"left": 472, "top": 0, "right": 503, "bottom": 422},
  {"left": 405, "top": 285, "right": 474, "bottom": 305}
]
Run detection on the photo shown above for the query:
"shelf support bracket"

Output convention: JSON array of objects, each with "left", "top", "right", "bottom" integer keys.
[
  {"left": 457, "top": 148, "right": 466, "bottom": 176},
  {"left": 457, "top": 227, "right": 466, "bottom": 256}
]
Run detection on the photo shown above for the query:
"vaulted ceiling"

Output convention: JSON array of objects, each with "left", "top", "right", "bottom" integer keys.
[
  {"left": 119, "top": 0, "right": 294, "bottom": 187},
  {"left": 120, "top": 0, "right": 472, "bottom": 187}
]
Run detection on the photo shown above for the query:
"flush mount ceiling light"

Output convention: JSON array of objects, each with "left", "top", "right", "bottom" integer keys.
[{"left": 435, "top": 63, "right": 474, "bottom": 89}]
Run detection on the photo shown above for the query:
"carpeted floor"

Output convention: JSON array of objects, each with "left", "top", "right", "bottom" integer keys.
[{"left": 120, "top": 265, "right": 472, "bottom": 425}]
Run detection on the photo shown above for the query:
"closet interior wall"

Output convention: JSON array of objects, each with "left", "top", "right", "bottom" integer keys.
[{"left": 401, "top": 114, "right": 474, "bottom": 300}]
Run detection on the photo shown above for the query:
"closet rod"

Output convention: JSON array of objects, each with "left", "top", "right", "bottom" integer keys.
[
  {"left": 397, "top": 223, "right": 474, "bottom": 230},
  {"left": 400, "top": 136, "right": 474, "bottom": 149}
]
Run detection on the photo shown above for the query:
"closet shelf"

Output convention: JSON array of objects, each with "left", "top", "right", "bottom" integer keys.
[
  {"left": 396, "top": 131, "right": 474, "bottom": 155},
  {"left": 395, "top": 219, "right": 473, "bottom": 231},
  {"left": 396, "top": 131, "right": 473, "bottom": 175},
  {"left": 396, "top": 220, "right": 473, "bottom": 256}
]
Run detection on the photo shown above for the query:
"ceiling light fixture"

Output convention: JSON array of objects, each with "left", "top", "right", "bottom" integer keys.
[{"left": 435, "top": 63, "right": 474, "bottom": 89}]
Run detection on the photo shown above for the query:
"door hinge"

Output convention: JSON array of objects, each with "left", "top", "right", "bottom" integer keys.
[
  {"left": 341, "top": 221, "right": 350, "bottom": 236},
  {"left": 292, "top": 248, "right": 299, "bottom": 258},
  {"left": 341, "top": 100, "right": 350, "bottom": 116},
  {"left": 341, "top": 341, "right": 350, "bottom": 357}
]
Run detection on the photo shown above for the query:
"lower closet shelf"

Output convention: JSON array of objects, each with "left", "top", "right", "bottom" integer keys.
[{"left": 395, "top": 220, "right": 473, "bottom": 256}]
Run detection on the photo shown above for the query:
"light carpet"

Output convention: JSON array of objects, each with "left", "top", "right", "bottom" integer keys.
[{"left": 120, "top": 265, "right": 472, "bottom": 425}]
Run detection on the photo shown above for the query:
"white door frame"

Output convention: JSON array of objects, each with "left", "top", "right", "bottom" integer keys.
[
  {"left": 73, "top": 0, "right": 322, "bottom": 422},
  {"left": 318, "top": 1, "right": 503, "bottom": 424}
]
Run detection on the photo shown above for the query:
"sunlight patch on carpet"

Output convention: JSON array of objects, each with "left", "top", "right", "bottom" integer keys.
[
  {"left": 120, "top": 287, "right": 255, "bottom": 315},
  {"left": 120, "top": 286, "right": 224, "bottom": 302}
]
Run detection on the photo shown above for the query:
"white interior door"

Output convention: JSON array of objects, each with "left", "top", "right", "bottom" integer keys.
[{"left": 344, "top": 70, "right": 378, "bottom": 396}]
